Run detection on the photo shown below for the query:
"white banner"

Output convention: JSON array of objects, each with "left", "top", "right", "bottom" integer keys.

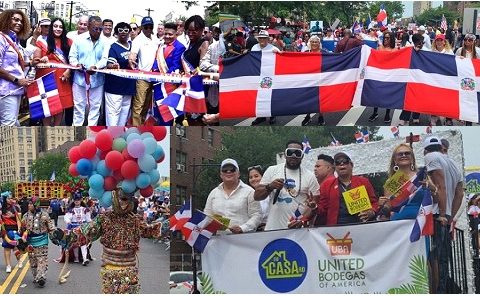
[{"left": 203, "top": 220, "right": 428, "bottom": 293}]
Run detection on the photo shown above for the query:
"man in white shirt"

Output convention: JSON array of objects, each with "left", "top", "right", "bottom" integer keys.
[
  {"left": 254, "top": 140, "right": 320, "bottom": 231},
  {"left": 204, "top": 158, "right": 261, "bottom": 233},
  {"left": 175, "top": 20, "right": 189, "bottom": 48},
  {"left": 418, "top": 25, "right": 431, "bottom": 50},
  {"left": 67, "top": 15, "right": 89, "bottom": 41},
  {"left": 157, "top": 23, "right": 165, "bottom": 44},
  {"left": 128, "top": 16, "right": 160, "bottom": 125}
]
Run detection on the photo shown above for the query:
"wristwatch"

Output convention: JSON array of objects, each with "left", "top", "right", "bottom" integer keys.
[{"left": 12, "top": 77, "right": 19, "bottom": 84}]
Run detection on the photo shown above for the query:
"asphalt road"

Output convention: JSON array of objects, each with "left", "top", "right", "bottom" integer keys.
[
  {"left": 0, "top": 217, "right": 169, "bottom": 294},
  {"left": 221, "top": 106, "right": 478, "bottom": 126}
]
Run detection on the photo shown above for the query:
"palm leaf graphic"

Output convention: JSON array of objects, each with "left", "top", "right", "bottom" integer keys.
[
  {"left": 388, "top": 255, "right": 429, "bottom": 294},
  {"left": 199, "top": 272, "right": 226, "bottom": 294}
]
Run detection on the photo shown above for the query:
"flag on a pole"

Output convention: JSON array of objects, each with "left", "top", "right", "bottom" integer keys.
[
  {"left": 29, "top": 173, "right": 34, "bottom": 182},
  {"left": 410, "top": 188, "right": 434, "bottom": 242},
  {"left": 50, "top": 171, "right": 56, "bottom": 181},
  {"left": 355, "top": 131, "right": 364, "bottom": 143},
  {"left": 26, "top": 72, "right": 63, "bottom": 120},
  {"left": 181, "top": 210, "right": 223, "bottom": 253},
  {"left": 440, "top": 14, "right": 448, "bottom": 31},
  {"left": 169, "top": 198, "right": 192, "bottom": 231},
  {"left": 302, "top": 135, "right": 311, "bottom": 154},
  {"left": 391, "top": 126, "right": 400, "bottom": 138},
  {"left": 161, "top": 75, "right": 207, "bottom": 113},
  {"left": 351, "top": 20, "right": 362, "bottom": 34},
  {"left": 330, "top": 132, "right": 341, "bottom": 146},
  {"left": 377, "top": 3, "right": 388, "bottom": 27},
  {"left": 362, "top": 129, "right": 370, "bottom": 142},
  {"left": 389, "top": 168, "right": 426, "bottom": 211}
]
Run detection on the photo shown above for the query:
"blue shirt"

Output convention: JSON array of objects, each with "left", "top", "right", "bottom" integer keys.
[
  {"left": 69, "top": 33, "right": 107, "bottom": 88},
  {"left": 104, "top": 41, "right": 136, "bottom": 95}
]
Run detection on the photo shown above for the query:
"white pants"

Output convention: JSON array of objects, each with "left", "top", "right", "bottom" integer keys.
[
  {"left": 105, "top": 92, "right": 132, "bottom": 126},
  {"left": 72, "top": 83, "right": 104, "bottom": 126},
  {"left": 0, "top": 95, "right": 21, "bottom": 126}
]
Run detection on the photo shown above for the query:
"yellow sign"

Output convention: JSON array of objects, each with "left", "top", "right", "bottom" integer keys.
[
  {"left": 383, "top": 171, "right": 410, "bottom": 195},
  {"left": 212, "top": 214, "right": 231, "bottom": 231},
  {"left": 342, "top": 185, "right": 372, "bottom": 215}
]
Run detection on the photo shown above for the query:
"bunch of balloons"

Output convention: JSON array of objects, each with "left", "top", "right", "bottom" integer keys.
[{"left": 68, "top": 126, "right": 167, "bottom": 208}]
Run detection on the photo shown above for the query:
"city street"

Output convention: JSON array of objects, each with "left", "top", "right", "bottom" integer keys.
[{"left": 0, "top": 218, "right": 169, "bottom": 294}]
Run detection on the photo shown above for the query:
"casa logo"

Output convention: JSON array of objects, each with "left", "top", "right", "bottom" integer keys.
[
  {"left": 258, "top": 239, "right": 307, "bottom": 293},
  {"left": 466, "top": 173, "right": 480, "bottom": 194},
  {"left": 326, "top": 232, "right": 353, "bottom": 256},
  {"left": 460, "top": 78, "right": 475, "bottom": 91},
  {"left": 260, "top": 77, "right": 273, "bottom": 89}
]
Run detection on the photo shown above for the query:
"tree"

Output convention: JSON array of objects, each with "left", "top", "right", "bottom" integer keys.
[
  {"left": 30, "top": 153, "right": 70, "bottom": 183},
  {"left": 415, "top": 7, "right": 460, "bottom": 27},
  {"left": 0, "top": 182, "right": 15, "bottom": 194},
  {"left": 194, "top": 127, "right": 381, "bottom": 209}
]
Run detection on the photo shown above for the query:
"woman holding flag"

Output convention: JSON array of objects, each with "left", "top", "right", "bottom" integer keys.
[
  {"left": 0, "top": 9, "right": 34, "bottom": 126},
  {"left": 33, "top": 18, "right": 74, "bottom": 126}
]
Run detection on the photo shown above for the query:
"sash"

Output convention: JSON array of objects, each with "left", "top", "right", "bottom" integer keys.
[
  {"left": 0, "top": 31, "right": 25, "bottom": 70},
  {"left": 154, "top": 44, "right": 170, "bottom": 74},
  {"left": 181, "top": 52, "right": 197, "bottom": 75},
  {"left": 36, "top": 41, "right": 68, "bottom": 64}
]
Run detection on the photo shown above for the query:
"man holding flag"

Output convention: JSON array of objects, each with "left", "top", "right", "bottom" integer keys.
[{"left": 423, "top": 136, "right": 463, "bottom": 293}]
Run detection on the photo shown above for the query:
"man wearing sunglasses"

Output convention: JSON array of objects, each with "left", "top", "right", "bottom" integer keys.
[
  {"left": 254, "top": 140, "right": 320, "bottom": 231},
  {"left": 204, "top": 158, "right": 261, "bottom": 234},
  {"left": 69, "top": 15, "right": 107, "bottom": 126},
  {"left": 316, "top": 152, "right": 378, "bottom": 226},
  {"left": 129, "top": 16, "right": 160, "bottom": 125}
]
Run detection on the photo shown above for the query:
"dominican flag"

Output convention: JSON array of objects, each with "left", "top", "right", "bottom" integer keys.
[
  {"left": 181, "top": 210, "right": 223, "bottom": 253},
  {"left": 362, "top": 129, "right": 370, "bottom": 142},
  {"left": 410, "top": 188, "right": 434, "bottom": 242},
  {"left": 389, "top": 168, "right": 426, "bottom": 212},
  {"left": 330, "top": 132, "right": 341, "bottom": 146},
  {"left": 219, "top": 48, "right": 361, "bottom": 119},
  {"left": 26, "top": 72, "right": 63, "bottom": 120},
  {"left": 377, "top": 4, "right": 388, "bottom": 27},
  {"left": 154, "top": 82, "right": 184, "bottom": 122},
  {"left": 302, "top": 135, "right": 311, "bottom": 154},
  {"left": 353, "top": 46, "right": 480, "bottom": 123},
  {"left": 351, "top": 20, "right": 362, "bottom": 34},
  {"left": 289, "top": 205, "right": 309, "bottom": 222},
  {"left": 354, "top": 131, "right": 364, "bottom": 143},
  {"left": 169, "top": 198, "right": 192, "bottom": 231},
  {"left": 161, "top": 75, "right": 207, "bottom": 114},
  {"left": 391, "top": 126, "right": 400, "bottom": 138}
]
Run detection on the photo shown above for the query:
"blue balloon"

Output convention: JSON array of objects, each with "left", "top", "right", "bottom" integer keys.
[
  {"left": 143, "top": 137, "right": 157, "bottom": 155},
  {"left": 88, "top": 174, "right": 104, "bottom": 190},
  {"left": 123, "top": 127, "right": 139, "bottom": 139},
  {"left": 76, "top": 158, "right": 93, "bottom": 176},
  {"left": 152, "top": 145, "right": 165, "bottom": 161},
  {"left": 136, "top": 173, "right": 151, "bottom": 189},
  {"left": 126, "top": 132, "right": 142, "bottom": 144},
  {"left": 97, "top": 160, "right": 112, "bottom": 177},
  {"left": 148, "top": 169, "right": 160, "bottom": 186},
  {"left": 99, "top": 191, "right": 112, "bottom": 208},
  {"left": 121, "top": 180, "right": 137, "bottom": 193},
  {"left": 89, "top": 187, "right": 104, "bottom": 199},
  {"left": 138, "top": 155, "right": 156, "bottom": 172},
  {"left": 140, "top": 132, "right": 154, "bottom": 140},
  {"left": 90, "top": 155, "right": 100, "bottom": 167}
]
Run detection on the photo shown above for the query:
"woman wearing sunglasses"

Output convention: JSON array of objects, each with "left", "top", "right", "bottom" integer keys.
[
  {"left": 33, "top": 18, "right": 74, "bottom": 126},
  {"left": 104, "top": 22, "right": 136, "bottom": 126},
  {"left": 204, "top": 158, "right": 261, "bottom": 234},
  {"left": 455, "top": 33, "right": 480, "bottom": 59}
]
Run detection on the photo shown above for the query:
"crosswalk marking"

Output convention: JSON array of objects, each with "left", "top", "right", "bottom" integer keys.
[{"left": 336, "top": 106, "right": 366, "bottom": 126}]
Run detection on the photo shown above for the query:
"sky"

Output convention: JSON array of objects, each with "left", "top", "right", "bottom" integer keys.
[
  {"left": 378, "top": 126, "right": 479, "bottom": 168},
  {"left": 402, "top": 1, "right": 443, "bottom": 18},
  {"left": 79, "top": 0, "right": 210, "bottom": 24}
]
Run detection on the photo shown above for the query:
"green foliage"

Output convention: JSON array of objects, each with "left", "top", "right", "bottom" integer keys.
[
  {"left": 415, "top": 7, "right": 460, "bottom": 27},
  {"left": 198, "top": 272, "right": 225, "bottom": 294},
  {"left": 205, "top": 1, "right": 219, "bottom": 26},
  {"left": 0, "top": 182, "right": 15, "bottom": 193},
  {"left": 30, "top": 153, "right": 70, "bottom": 183},
  {"left": 388, "top": 255, "right": 429, "bottom": 294},
  {"left": 194, "top": 127, "right": 380, "bottom": 209}
]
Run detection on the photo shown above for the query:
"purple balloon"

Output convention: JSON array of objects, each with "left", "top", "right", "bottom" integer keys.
[{"left": 127, "top": 139, "right": 146, "bottom": 158}]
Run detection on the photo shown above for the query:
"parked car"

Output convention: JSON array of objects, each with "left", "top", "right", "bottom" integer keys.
[{"left": 169, "top": 271, "right": 203, "bottom": 294}]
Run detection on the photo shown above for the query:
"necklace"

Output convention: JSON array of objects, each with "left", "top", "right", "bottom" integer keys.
[{"left": 284, "top": 164, "right": 301, "bottom": 198}]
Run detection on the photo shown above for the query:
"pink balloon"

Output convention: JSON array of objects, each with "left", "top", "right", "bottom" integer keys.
[{"left": 107, "top": 126, "right": 126, "bottom": 138}]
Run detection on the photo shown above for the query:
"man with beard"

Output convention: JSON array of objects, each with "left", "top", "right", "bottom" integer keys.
[
  {"left": 254, "top": 140, "right": 320, "bottom": 231},
  {"left": 51, "top": 188, "right": 161, "bottom": 293},
  {"left": 316, "top": 152, "right": 378, "bottom": 225},
  {"left": 21, "top": 197, "right": 55, "bottom": 287}
]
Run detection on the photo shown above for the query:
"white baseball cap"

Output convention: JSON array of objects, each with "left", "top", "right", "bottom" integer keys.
[
  {"left": 418, "top": 25, "right": 426, "bottom": 31},
  {"left": 221, "top": 158, "right": 239, "bottom": 171},
  {"left": 258, "top": 30, "right": 269, "bottom": 38},
  {"left": 423, "top": 136, "right": 442, "bottom": 149}
]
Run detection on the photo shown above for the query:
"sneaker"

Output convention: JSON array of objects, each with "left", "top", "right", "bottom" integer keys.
[
  {"left": 384, "top": 114, "right": 391, "bottom": 124},
  {"left": 251, "top": 117, "right": 266, "bottom": 125},
  {"left": 301, "top": 114, "right": 311, "bottom": 126},
  {"left": 317, "top": 115, "right": 325, "bottom": 126},
  {"left": 82, "top": 260, "right": 89, "bottom": 266},
  {"left": 269, "top": 117, "right": 276, "bottom": 125},
  {"left": 37, "top": 279, "right": 45, "bottom": 287},
  {"left": 18, "top": 261, "right": 23, "bottom": 269},
  {"left": 6, "top": 265, "right": 11, "bottom": 273},
  {"left": 368, "top": 113, "right": 378, "bottom": 122}
]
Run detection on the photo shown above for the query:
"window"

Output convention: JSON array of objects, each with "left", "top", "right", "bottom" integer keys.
[
  {"left": 28, "top": 152, "right": 32, "bottom": 158},
  {"left": 175, "top": 126, "right": 186, "bottom": 138},
  {"left": 207, "top": 128, "right": 214, "bottom": 147},
  {"left": 175, "top": 186, "right": 187, "bottom": 201},
  {"left": 175, "top": 151, "right": 187, "bottom": 172}
]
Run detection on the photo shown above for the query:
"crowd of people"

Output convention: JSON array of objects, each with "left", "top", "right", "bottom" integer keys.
[
  {"left": 0, "top": 9, "right": 221, "bottom": 127},
  {"left": 0, "top": 188, "right": 164, "bottom": 289},
  {"left": 203, "top": 136, "right": 463, "bottom": 293}
]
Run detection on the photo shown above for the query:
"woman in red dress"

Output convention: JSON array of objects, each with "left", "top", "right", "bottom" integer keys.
[{"left": 33, "top": 18, "right": 73, "bottom": 126}]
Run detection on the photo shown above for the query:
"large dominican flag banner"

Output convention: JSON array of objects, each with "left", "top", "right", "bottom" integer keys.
[
  {"left": 220, "top": 45, "right": 480, "bottom": 123},
  {"left": 202, "top": 220, "right": 428, "bottom": 293},
  {"left": 219, "top": 47, "right": 361, "bottom": 119},
  {"left": 26, "top": 72, "right": 63, "bottom": 120}
]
